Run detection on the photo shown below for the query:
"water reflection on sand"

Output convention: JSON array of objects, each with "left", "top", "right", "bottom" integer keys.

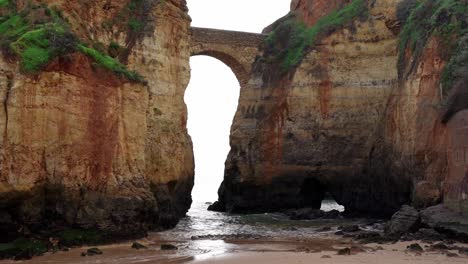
[{"left": 1, "top": 200, "right": 359, "bottom": 264}]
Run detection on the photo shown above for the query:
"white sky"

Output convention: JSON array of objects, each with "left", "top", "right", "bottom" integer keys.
[{"left": 185, "top": 1, "right": 291, "bottom": 202}]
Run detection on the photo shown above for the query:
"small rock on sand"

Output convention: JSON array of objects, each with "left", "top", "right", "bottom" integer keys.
[
  {"left": 321, "top": 255, "right": 331, "bottom": 258},
  {"left": 83, "top": 248, "right": 103, "bottom": 256},
  {"left": 161, "top": 244, "right": 178, "bottom": 250},
  {"left": 407, "top": 243, "right": 423, "bottom": 252},
  {"left": 337, "top": 248, "right": 351, "bottom": 255},
  {"left": 458, "top": 247, "right": 468, "bottom": 255},
  {"left": 430, "top": 243, "right": 449, "bottom": 250},
  {"left": 339, "top": 225, "right": 360, "bottom": 233},
  {"left": 132, "top": 242, "right": 147, "bottom": 250},
  {"left": 446, "top": 252, "right": 459, "bottom": 257}
]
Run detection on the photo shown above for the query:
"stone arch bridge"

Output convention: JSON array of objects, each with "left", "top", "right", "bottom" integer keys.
[{"left": 190, "top": 27, "right": 265, "bottom": 85}]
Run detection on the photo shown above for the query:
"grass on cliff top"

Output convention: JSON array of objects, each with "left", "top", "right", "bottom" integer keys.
[
  {"left": 0, "top": 0, "right": 9, "bottom": 7},
  {"left": 0, "top": 4, "right": 147, "bottom": 83},
  {"left": 398, "top": 0, "right": 468, "bottom": 95},
  {"left": 0, "top": 6, "right": 76, "bottom": 72},
  {"left": 10, "top": 25, "right": 75, "bottom": 72},
  {"left": 265, "top": 0, "right": 368, "bottom": 72},
  {"left": 78, "top": 44, "right": 146, "bottom": 84}
]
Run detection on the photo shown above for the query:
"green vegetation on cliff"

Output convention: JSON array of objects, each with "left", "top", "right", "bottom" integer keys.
[
  {"left": 0, "top": 3, "right": 146, "bottom": 83},
  {"left": 398, "top": 0, "right": 467, "bottom": 95},
  {"left": 78, "top": 45, "right": 146, "bottom": 83},
  {"left": 264, "top": 0, "right": 368, "bottom": 72},
  {"left": 0, "top": 0, "right": 9, "bottom": 7}
]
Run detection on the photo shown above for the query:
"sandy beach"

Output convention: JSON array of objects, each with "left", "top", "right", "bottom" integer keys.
[
  {"left": 1, "top": 235, "right": 467, "bottom": 264},
  {"left": 191, "top": 241, "right": 468, "bottom": 264}
]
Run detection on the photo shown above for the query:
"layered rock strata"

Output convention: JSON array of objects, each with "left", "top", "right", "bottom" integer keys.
[
  {"left": 0, "top": 0, "right": 194, "bottom": 238},
  {"left": 214, "top": 0, "right": 403, "bottom": 216},
  {"left": 214, "top": 0, "right": 468, "bottom": 217}
]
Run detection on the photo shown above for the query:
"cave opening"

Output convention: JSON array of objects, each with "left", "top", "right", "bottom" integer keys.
[
  {"left": 184, "top": 55, "right": 240, "bottom": 206},
  {"left": 299, "top": 178, "right": 345, "bottom": 212}
]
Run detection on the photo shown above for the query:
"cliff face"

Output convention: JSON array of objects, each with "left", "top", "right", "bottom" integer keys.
[
  {"left": 0, "top": 0, "right": 194, "bottom": 238},
  {"left": 216, "top": 0, "right": 402, "bottom": 216},
  {"left": 215, "top": 0, "right": 468, "bottom": 216}
]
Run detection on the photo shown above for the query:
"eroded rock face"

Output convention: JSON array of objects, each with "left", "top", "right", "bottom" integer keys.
[
  {"left": 217, "top": 0, "right": 404, "bottom": 216},
  {"left": 215, "top": 0, "right": 467, "bottom": 217},
  {"left": 0, "top": 0, "right": 194, "bottom": 236}
]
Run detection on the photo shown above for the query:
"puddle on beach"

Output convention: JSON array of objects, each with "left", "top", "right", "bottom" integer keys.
[{"left": 0, "top": 200, "right": 378, "bottom": 264}]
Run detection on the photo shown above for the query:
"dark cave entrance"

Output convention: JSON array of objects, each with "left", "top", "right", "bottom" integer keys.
[
  {"left": 299, "top": 178, "right": 326, "bottom": 209},
  {"left": 300, "top": 178, "right": 345, "bottom": 212}
]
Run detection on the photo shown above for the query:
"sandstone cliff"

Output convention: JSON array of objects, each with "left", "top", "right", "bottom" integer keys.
[
  {"left": 213, "top": 0, "right": 468, "bottom": 217},
  {"left": 0, "top": 0, "right": 194, "bottom": 239}
]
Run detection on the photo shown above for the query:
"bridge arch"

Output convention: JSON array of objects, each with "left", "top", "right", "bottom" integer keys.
[{"left": 189, "top": 27, "right": 264, "bottom": 86}]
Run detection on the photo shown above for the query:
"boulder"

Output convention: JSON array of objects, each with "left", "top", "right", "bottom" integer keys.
[
  {"left": 407, "top": 228, "right": 446, "bottom": 241},
  {"left": 385, "top": 205, "right": 420, "bottom": 237},
  {"left": 286, "top": 208, "right": 342, "bottom": 220},
  {"left": 420, "top": 205, "right": 468, "bottom": 242},
  {"left": 207, "top": 201, "right": 225, "bottom": 212}
]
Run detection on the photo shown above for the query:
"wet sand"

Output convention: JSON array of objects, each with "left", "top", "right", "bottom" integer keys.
[
  {"left": 1, "top": 202, "right": 466, "bottom": 264},
  {"left": 191, "top": 241, "right": 468, "bottom": 264},
  {"left": 1, "top": 236, "right": 467, "bottom": 264}
]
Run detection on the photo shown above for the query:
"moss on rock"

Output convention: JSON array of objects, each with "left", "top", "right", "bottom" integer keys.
[{"left": 0, "top": 2, "right": 146, "bottom": 83}]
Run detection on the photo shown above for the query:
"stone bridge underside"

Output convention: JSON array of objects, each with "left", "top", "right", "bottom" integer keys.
[{"left": 190, "top": 27, "right": 264, "bottom": 85}]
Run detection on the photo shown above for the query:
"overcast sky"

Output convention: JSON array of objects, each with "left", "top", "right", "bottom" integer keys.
[{"left": 185, "top": 1, "right": 291, "bottom": 202}]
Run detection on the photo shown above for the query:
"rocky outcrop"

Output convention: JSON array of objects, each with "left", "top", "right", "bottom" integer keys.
[
  {"left": 365, "top": 0, "right": 468, "bottom": 215},
  {"left": 385, "top": 205, "right": 420, "bottom": 236},
  {"left": 215, "top": 0, "right": 404, "bottom": 216},
  {"left": 214, "top": 0, "right": 468, "bottom": 217},
  {"left": 421, "top": 205, "right": 468, "bottom": 242},
  {"left": 0, "top": 0, "right": 194, "bottom": 238}
]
